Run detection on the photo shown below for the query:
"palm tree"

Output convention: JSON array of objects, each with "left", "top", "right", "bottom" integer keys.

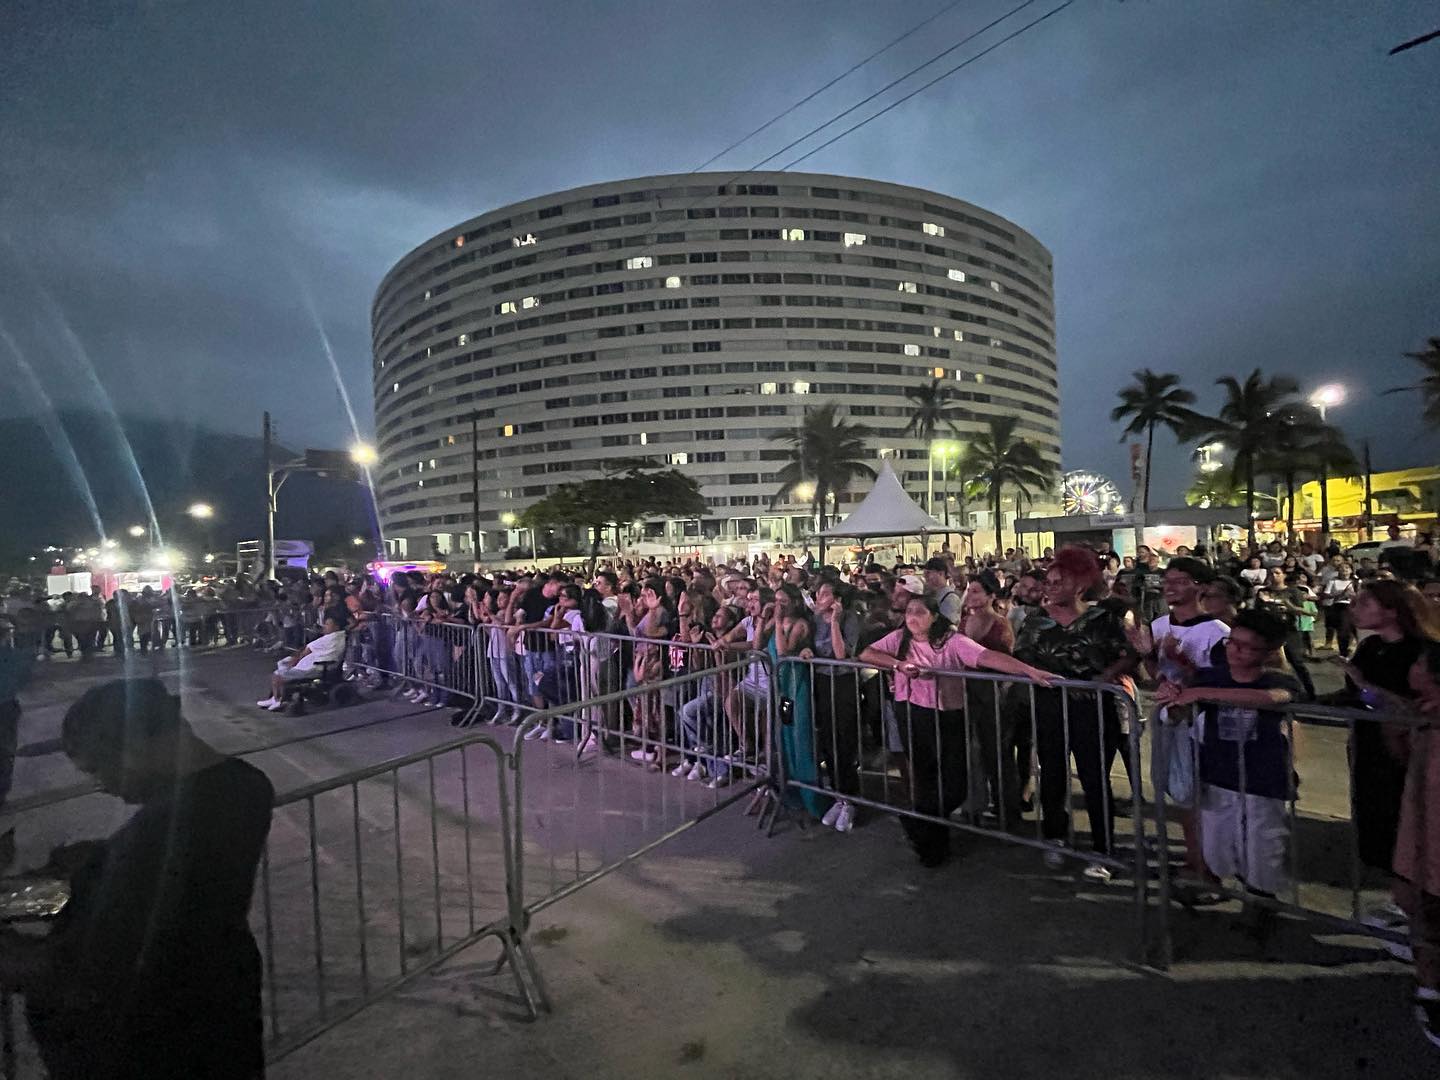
[
  {"left": 903, "top": 378, "right": 966, "bottom": 513},
  {"left": 1110, "top": 369, "right": 1204, "bottom": 522},
  {"left": 770, "top": 403, "right": 875, "bottom": 532},
  {"left": 1257, "top": 410, "right": 1325, "bottom": 543},
  {"left": 1384, "top": 336, "right": 1440, "bottom": 428},
  {"left": 1195, "top": 370, "right": 1301, "bottom": 550},
  {"left": 961, "top": 415, "right": 1056, "bottom": 555},
  {"left": 1184, "top": 471, "right": 1248, "bottom": 509}
]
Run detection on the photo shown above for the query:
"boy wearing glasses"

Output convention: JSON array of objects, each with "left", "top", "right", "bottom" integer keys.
[{"left": 1156, "top": 609, "right": 1300, "bottom": 934}]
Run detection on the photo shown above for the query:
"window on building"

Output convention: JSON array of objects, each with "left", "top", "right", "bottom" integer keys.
[
  {"left": 782, "top": 228, "right": 805, "bottom": 242},
  {"left": 498, "top": 300, "right": 517, "bottom": 315},
  {"left": 843, "top": 232, "right": 866, "bottom": 247},
  {"left": 512, "top": 233, "right": 536, "bottom": 247},
  {"left": 759, "top": 382, "right": 778, "bottom": 395},
  {"left": 922, "top": 222, "right": 945, "bottom": 237},
  {"left": 897, "top": 281, "right": 917, "bottom": 294},
  {"left": 948, "top": 268, "right": 966, "bottom": 282},
  {"left": 664, "top": 276, "right": 682, "bottom": 288},
  {"left": 625, "top": 255, "right": 653, "bottom": 270},
  {"left": 903, "top": 343, "right": 920, "bottom": 356},
  {"left": 932, "top": 366, "right": 946, "bottom": 378},
  {"left": 502, "top": 424, "right": 514, "bottom": 437},
  {"left": 521, "top": 296, "right": 539, "bottom": 309}
]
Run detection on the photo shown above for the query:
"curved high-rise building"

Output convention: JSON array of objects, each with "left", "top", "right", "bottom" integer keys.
[{"left": 371, "top": 172, "right": 1058, "bottom": 559}]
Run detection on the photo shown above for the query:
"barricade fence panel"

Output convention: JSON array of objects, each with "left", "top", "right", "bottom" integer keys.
[
  {"left": 1150, "top": 698, "right": 1429, "bottom": 967},
  {"left": 254, "top": 732, "right": 539, "bottom": 1058},
  {"left": 350, "top": 612, "right": 484, "bottom": 721},
  {"left": 771, "top": 656, "right": 1155, "bottom": 961},
  {"left": 510, "top": 650, "right": 775, "bottom": 917}
]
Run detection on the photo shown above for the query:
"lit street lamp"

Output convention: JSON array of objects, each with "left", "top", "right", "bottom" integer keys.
[
  {"left": 501, "top": 511, "right": 537, "bottom": 562},
  {"left": 1307, "top": 384, "right": 1347, "bottom": 548},
  {"left": 187, "top": 502, "right": 214, "bottom": 520}
]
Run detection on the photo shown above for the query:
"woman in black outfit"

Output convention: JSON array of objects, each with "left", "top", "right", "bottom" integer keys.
[{"left": 1341, "top": 580, "right": 1440, "bottom": 872}]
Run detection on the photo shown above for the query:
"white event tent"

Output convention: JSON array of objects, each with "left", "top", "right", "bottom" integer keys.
[{"left": 817, "top": 460, "right": 971, "bottom": 558}]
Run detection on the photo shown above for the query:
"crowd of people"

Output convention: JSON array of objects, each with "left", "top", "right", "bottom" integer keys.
[{"left": 5, "top": 528, "right": 1440, "bottom": 1046}]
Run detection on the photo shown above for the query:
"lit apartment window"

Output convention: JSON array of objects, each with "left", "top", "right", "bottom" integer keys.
[
  {"left": 457, "top": 333, "right": 468, "bottom": 346},
  {"left": 625, "top": 255, "right": 653, "bottom": 270},
  {"left": 499, "top": 301, "right": 517, "bottom": 314},
  {"left": 932, "top": 366, "right": 946, "bottom": 378},
  {"left": 782, "top": 228, "right": 805, "bottom": 242},
  {"left": 423, "top": 289, "right": 431, "bottom": 300},
  {"left": 759, "top": 382, "right": 778, "bottom": 395},
  {"left": 975, "top": 372, "right": 986, "bottom": 384},
  {"left": 638, "top": 432, "right": 649, "bottom": 445},
  {"left": 843, "top": 232, "right": 866, "bottom": 247},
  {"left": 878, "top": 447, "right": 898, "bottom": 460},
  {"left": 922, "top": 222, "right": 945, "bottom": 237},
  {"left": 453, "top": 235, "right": 465, "bottom": 248},
  {"left": 793, "top": 381, "right": 811, "bottom": 394},
  {"left": 502, "top": 424, "right": 515, "bottom": 437},
  {"left": 665, "top": 276, "right": 682, "bottom": 288},
  {"left": 990, "top": 337, "right": 1003, "bottom": 348},
  {"left": 990, "top": 281, "right": 1002, "bottom": 293},
  {"left": 897, "top": 281, "right": 917, "bottom": 294},
  {"left": 521, "top": 296, "right": 539, "bottom": 309},
  {"left": 392, "top": 382, "right": 400, "bottom": 393},
  {"left": 948, "top": 268, "right": 966, "bottom": 282},
  {"left": 446, "top": 435, "right": 456, "bottom": 445},
  {"left": 904, "top": 344, "right": 921, "bottom": 357},
  {"left": 512, "top": 233, "right": 537, "bottom": 247},
  {"left": 429, "top": 458, "right": 437, "bottom": 468},
  {"left": 670, "top": 452, "right": 689, "bottom": 465},
  {"left": 953, "top": 330, "right": 964, "bottom": 341}
]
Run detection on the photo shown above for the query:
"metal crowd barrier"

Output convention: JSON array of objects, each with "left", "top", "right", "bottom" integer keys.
[
  {"left": 509, "top": 653, "right": 774, "bottom": 918},
  {"left": 1150, "top": 698, "right": 1431, "bottom": 967},
  {"left": 351, "top": 612, "right": 485, "bottom": 723},
  {"left": 254, "top": 729, "right": 545, "bottom": 1059},
  {"left": 771, "top": 655, "right": 1157, "bottom": 962}
]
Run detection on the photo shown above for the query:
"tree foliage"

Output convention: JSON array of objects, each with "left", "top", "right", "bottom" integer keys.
[
  {"left": 1110, "top": 369, "right": 1204, "bottom": 518},
  {"left": 961, "top": 415, "right": 1056, "bottom": 554},
  {"left": 1385, "top": 336, "right": 1440, "bottom": 428},
  {"left": 770, "top": 403, "right": 875, "bottom": 531},
  {"left": 518, "top": 461, "right": 706, "bottom": 562}
]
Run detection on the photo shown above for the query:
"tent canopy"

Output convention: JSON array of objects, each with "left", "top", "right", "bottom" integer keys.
[{"left": 820, "top": 460, "right": 971, "bottom": 538}]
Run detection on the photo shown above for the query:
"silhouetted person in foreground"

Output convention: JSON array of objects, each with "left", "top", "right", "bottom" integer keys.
[{"left": 0, "top": 678, "right": 274, "bottom": 1079}]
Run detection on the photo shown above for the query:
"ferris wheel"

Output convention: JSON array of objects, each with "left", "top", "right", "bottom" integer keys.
[{"left": 1062, "top": 471, "right": 1125, "bottom": 516}]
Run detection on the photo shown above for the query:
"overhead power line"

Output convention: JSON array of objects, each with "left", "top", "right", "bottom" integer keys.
[
  {"left": 689, "top": 0, "right": 969, "bottom": 173},
  {"left": 782, "top": 0, "right": 1075, "bottom": 170}
]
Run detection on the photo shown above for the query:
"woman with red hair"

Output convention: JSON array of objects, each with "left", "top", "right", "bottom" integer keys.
[{"left": 1013, "top": 545, "right": 1140, "bottom": 881}]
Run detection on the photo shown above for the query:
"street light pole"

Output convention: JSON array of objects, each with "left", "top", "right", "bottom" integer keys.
[
  {"left": 1309, "top": 384, "right": 1346, "bottom": 552},
  {"left": 469, "top": 411, "right": 481, "bottom": 563},
  {"left": 263, "top": 412, "right": 275, "bottom": 581}
]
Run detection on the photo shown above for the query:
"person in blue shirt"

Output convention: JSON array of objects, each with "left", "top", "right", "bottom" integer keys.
[{"left": 1156, "top": 609, "right": 1300, "bottom": 937}]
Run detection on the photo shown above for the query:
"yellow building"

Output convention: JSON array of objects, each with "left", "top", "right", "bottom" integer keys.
[{"left": 1294, "top": 464, "right": 1440, "bottom": 542}]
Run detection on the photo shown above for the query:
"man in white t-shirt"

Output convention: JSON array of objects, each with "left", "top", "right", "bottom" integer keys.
[
  {"left": 257, "top": 612, "right": 348, "bottom": 711},
  {"left": 1142, "top": 556, "right": 1230, "bottom": 878}
]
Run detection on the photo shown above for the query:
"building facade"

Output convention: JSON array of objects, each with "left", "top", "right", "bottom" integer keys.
[{"left": 371, "top": 172, "right": 1059, "bottom": 560}]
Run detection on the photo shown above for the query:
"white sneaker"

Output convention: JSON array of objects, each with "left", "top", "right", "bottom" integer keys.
[
  {"left": 1042, "top": 841, "right": 1067, "bottom": 871},
  {"left": 538, "top": 728, "right": 552, "bottom": 741},
  {"left": 671, "top": 761, "right": 691, "bottom": 777},
  {"left": 822, "top": 801, "right": 843, "bottom": 828},
  {"left": 405, "top": 689, "right": 425, "bottom": 702},
  {"left": 523, "top": 725, "right": 548, "bottom": 741},
  {"left": 256, "top": 697, "right": 277, "bottom": 708},
  {"left": 834, "top": 801, "right": 855, "bottom": 833},
  {"left": 629, "top": 748, "right": 656, "bottom": 763},
  {"left": 267, "top": 701, "right": 288, "bottom": 711},
  {"left": 1082, "top": 862, "right": 1112, "bottom": 883},
  {"left": 686, "top": 763, "right": 707, "bottom": 782},
  {"left": 706, "top": 772, "right": 731, "bottom": 789}
]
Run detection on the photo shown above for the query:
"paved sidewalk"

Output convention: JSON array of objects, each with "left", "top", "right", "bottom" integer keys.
[{"left": 271, "top": 802, "right": 1429, "bottom": 1080}]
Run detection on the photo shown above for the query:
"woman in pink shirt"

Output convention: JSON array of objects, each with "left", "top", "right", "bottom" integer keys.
[{"left": 859, "top": 595, "right": 1052, "bottom": 866}]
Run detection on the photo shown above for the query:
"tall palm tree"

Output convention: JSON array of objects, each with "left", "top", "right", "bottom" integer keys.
[
  {"left": 1384, "top": 336, "right": 1440, "bottom": 428},
  {"left": 1257, "top": 410, "right": 1327, "bottom": 543},
  {"left": 903, "top": 378, "right": 966, "bottom": 512},
  {"left": 1110, "top": 369, "right": 1204, "bottom": 522},
  {"left": 961, "top": 415, "right": 1056, "bottom": 555},
  {"left": 1195, "top": 370, "right": 1301, "bottom": 550},
  {"left": 770, "top": 403, "right": 875, "bottom": 532}
]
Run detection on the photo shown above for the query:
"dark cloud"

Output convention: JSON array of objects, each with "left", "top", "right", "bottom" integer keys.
[{"left": 2, "top": 0, "right": 1437, "bottom": 506}]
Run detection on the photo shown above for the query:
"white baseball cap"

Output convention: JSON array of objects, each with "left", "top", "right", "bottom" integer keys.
[{"left": 898, "top": 574, "right": 925, "bottom": 595}]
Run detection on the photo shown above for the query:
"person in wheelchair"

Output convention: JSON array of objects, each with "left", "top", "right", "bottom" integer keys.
[{"left": 255, "top": 610, "right": 348, "bottom": 712}]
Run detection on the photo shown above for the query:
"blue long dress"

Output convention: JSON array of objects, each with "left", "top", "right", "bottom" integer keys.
[{"left": 769, "top": 633, "right": 830, "bottom": 820}]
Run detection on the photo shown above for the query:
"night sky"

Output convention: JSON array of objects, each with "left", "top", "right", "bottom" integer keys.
[{"left": 2, "top": 0, "right": 1437, "bottom": 506}]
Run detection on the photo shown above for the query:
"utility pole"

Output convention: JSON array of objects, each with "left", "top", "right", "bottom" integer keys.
[
  {"left": 263, "top": 411, "right": 274, "bottom": 581},
  {"left": 470, "top": 411, "right": 481, "bottom": 564},
  {"left": 1363, "top": 440, "right": 1374, "bottom": 541}
]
